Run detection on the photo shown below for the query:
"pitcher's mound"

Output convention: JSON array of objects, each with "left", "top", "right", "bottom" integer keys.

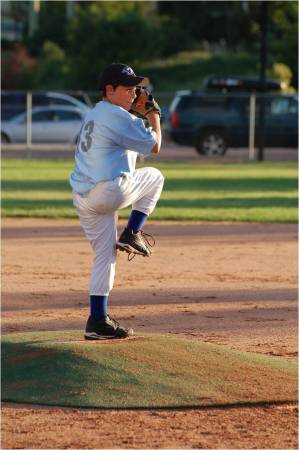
[
  {"left": 2, "top": 331, "right": 297, "bottom": 409},
  {"left": 56, "top": 335, "right": 145, "bottom": 345}
]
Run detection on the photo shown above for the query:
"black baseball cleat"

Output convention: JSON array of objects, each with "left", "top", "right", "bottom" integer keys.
[
  {"left": 84, "top": 315, "right": 134, "bottom": 340},
  {"left": 116, "top": 228, "right": 155, "bottom": 257}
]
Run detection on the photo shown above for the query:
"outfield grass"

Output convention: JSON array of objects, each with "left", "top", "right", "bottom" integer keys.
[{"left": 1, "top": 159, "right": 297, "bottom": 222}]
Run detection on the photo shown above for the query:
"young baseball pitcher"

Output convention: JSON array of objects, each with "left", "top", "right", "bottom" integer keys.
[{"left": 70, "top": 63, "right": 164, "bottom": 340}]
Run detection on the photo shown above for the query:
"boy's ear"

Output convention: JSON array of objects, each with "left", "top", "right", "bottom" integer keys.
[{"left": 106, "top": 85, "right": 114, "bottom": 95}]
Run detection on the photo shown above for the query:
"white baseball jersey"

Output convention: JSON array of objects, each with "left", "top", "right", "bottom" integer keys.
[{"left": 69, "top": 100, "right": 157, "bottom": 194}]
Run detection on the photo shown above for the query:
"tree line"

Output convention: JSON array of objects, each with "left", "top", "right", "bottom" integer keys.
[{"left": 2, "top": 1, "right": 298, "bottom": 90}]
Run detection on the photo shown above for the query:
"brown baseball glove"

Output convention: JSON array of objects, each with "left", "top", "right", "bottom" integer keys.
[{"left": 129, "top": 88, "right": 161, "bottom": 119}]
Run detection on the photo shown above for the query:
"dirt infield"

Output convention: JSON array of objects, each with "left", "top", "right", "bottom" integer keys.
[{"left": 2, "top": 218, "right": 298, "bottom": 449}]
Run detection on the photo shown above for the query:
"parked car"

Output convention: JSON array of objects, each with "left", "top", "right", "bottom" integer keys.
[
  {"left": 1, "top": 91, "right": 91, "bottom": 120},
  {"left": 1, "top": 105, "right": 89, "bottom": 143},
  {"left": 168, "top": 91, "right": 298, "bottom": 156},
  {"left": 204, "top": 75, "right": 283, "bottom": 93}
]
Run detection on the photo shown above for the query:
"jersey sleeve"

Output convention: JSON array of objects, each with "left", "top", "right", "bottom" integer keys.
[{"left": 109, "top": 111, "right": 157, "bottom": 156}]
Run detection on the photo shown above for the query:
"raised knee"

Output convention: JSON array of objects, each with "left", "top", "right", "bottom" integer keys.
[{"left": 151, "top": 167, "right": 164, "bottom": 185}]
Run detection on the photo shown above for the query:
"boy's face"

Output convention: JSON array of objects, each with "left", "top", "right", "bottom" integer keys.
[{"left": 105, "top": 84, "right": 137, "bottom": 110}]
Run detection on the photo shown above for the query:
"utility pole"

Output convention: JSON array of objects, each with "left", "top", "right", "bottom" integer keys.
[
  {"left": 28, "top": 0, "right": 40, "bottom": 37},
  {"left": 257, "top": 1, "right": 268, "bottom": 161},
  {"left": 66, "top": 1, "right": 76, "bottom": 20}
]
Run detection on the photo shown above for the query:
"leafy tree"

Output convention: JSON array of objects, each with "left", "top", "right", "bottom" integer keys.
[
  {"left": 65, "top": 1, "right": 190, "bottom": 89},
  {"left": 157, "top": 1, "right": 253, "bottom": 49},
  {"left": 158, "top": 1, "right": 298, "bottom": 87},
  {"left": 24, "top": 1, "right": 68, "bottom": 56},
  {"left": 6, "top": 0, "right": 296, "bottom": 89},
  {"left": 268, "top": 1, "right": 298, "bottom": 87},
  {"left": 34, "top": 41, "right": 67, "bottom": 89}
]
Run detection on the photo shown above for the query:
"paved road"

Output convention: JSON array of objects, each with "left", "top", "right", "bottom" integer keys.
[{"left": 2, "top": 138, "right": 297, "bottom": 163}]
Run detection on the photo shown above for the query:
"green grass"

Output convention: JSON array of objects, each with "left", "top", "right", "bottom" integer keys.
[
  {"left": 139, "top": 50, "right": 260, "bottom": 95},
  {"left": 1, "top": 159, "right": 297, "bottom": 222},
  {"left": 2, "top": 331, "right": 297, "bottom": 409}
]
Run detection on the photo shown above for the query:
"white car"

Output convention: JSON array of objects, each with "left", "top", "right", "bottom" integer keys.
[
  {"left": 1, "top": 105, "right": 90, "bottom": 143},
  {"left": 2, "top": 91, "right": 91, "bottom": 120}
]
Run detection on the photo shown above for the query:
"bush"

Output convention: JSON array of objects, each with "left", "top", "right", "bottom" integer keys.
[
  {"left": 1, "top": 43, "right": 37, "bottom": 89},
  {"left": 269, "top": 63, "right": 296, "bottom": 93},
  {"left": 34, "top": 41, "right": 67, "bottom": 89}
]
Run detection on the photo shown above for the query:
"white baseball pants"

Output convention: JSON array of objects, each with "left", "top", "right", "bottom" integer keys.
[{"left": 72, "top": 167, "right": 164, "bottom": 296}]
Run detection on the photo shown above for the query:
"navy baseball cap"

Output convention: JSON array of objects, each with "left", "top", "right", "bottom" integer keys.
[{"left": 98, "top": 63, "right": 148, "bottom": 90}]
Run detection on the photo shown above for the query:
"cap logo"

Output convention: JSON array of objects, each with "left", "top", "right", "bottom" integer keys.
[{"left": 121, "top": 66, "right": 135, "bottom": 76}]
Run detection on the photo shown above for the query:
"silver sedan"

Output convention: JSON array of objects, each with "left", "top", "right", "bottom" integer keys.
[{"left": 1, "top": 105, "right": 90, "bottom": 143}]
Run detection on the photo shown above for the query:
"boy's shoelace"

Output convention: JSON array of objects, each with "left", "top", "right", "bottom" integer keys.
[
  {"left": 126, "top": 231, "right": 155, "bottom": 261},
  {"left": 128, "top": 252, "right": 136, "bottom": 261},
  {"left": 140, "top": 231, "right": 155, "bottom": 248},
  {"left": 108, "top": 316, "right": 120, "bottom": 328}
]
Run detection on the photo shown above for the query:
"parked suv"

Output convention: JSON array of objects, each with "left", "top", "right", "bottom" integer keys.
[{"left": 169, "top": 91, "right": 298, "bottom": 156}]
